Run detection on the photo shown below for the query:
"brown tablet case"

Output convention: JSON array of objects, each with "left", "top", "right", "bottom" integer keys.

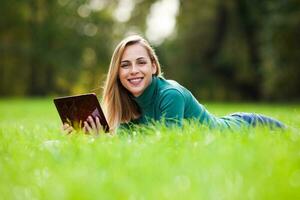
[{"left": 53, "top": 93, "right": 109, "bottom": 132}]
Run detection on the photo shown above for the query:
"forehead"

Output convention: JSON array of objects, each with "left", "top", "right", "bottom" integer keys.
[{"left": 121, "top": 43, "right": 149, "bottom": 61}]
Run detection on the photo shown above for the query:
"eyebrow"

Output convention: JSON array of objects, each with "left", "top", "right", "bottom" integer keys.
[
  {"left": 121, "top": 57, "right": 147, "bottom": 63},
  {"left": 120, "top": 60, "right": 130, "bottom": 64}
]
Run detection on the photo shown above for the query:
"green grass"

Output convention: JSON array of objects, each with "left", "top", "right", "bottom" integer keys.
[{"left": 0, "top": 99, "right": 300, "bottom": 200}]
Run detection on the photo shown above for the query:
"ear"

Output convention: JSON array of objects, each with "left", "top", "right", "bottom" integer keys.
[{"left": 151, "top": 62, "right": 157, "bottom": 75}]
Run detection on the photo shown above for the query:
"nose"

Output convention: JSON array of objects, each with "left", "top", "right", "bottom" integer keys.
[{"left": 130, "top": 63, "right": 139, "bottom": 74}]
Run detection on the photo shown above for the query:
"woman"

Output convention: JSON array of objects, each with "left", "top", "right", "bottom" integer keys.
[{"left": 63, "top": 35, "right": 285, "bottom": 134}]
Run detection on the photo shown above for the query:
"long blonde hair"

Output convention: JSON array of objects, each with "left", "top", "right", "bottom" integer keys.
[{"left": 102, "top": 35, "right": 162, "bottom": 131}]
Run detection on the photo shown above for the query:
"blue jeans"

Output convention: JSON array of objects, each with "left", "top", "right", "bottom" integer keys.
[{"left": 230, "top": 112, "right": 285, "bottom": 129}]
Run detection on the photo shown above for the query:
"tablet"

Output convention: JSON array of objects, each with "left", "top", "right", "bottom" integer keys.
[{"left": 53, "top": 93, "right": 109, "bottom": 132}]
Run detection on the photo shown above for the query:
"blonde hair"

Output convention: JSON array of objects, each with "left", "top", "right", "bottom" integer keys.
[{"left": 102, "top": 35, "right": 162, "bottom": 131}]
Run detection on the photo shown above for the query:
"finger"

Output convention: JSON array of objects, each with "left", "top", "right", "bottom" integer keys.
[
  {"left": 88, "top": 116, "right": 97, "bottom": 131},
  {"left": 83, "top": 122, "right": 89, "bottom": 133},
  {"left": 82, "top": 124, "right": 87, "bottom": 133},
  {"left": 95, "top": 117, "right": 102, "bottom": 131},
  {"left": 62, "top": 123, "right": 73, "bottom": 133},
  {"left": 61, "top": 124, "right": 73, "bottom": 134},
  {"left": 66, "top": 126, "right": 74, "bottom": 134},
  {"left": 84, "top": 121, "right": 93, "bottom": 134},
  {"left": 62, "top": 123, "right": 69, "bottom": 130}
]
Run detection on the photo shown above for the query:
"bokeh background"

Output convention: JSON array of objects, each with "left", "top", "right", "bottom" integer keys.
[{"left": 1, "top": 0, "right": 300, "bottom": 101}]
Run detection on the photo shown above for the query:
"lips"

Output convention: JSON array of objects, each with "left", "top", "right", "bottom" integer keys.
[{"left": 128, "top": 77, "right": 144, "bottom": 86}]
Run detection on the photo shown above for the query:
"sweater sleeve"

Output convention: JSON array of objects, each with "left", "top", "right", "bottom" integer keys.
[{"left": 158, "top": 89, "right": 185, "bottom": 126}]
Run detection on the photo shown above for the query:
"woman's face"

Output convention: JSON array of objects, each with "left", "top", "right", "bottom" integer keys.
[{"left": 119, "top": 43, "right": 157, "bottom": 97}]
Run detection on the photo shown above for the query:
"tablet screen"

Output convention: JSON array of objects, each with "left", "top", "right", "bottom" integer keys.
[{"left": 53, "top": 93, "right": 109, "bottom": 132}]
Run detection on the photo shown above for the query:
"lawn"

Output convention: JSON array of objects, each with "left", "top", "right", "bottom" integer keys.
[{"left": 0, "top": 99, "right": 300, "bottom": 200}]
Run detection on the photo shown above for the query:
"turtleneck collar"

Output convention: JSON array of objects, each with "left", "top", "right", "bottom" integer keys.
[{"left": 133, "top": 76, "right": 158, "bottom": 108}]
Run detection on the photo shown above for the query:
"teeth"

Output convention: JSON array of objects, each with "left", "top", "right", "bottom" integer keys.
[{"left": 129, "top": 77, "right": 143, "bottom": 84}]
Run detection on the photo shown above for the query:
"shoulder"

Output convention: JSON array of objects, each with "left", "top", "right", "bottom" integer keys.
[
  {"left": 160, "top": 89, "right": 185, "bottom": 105},
  {"left": 156, "top": 77, "right": 185, "bottom": 106},
  {"left": 156, "top": 77, "right": 185, "bottom": 95}
]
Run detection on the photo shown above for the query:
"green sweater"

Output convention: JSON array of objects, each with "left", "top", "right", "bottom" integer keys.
[{"left": 130, "top": 76, "right": 245, "bottom": 128}]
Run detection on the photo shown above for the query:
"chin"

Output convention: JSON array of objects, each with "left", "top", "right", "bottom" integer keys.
[
  {"left": 131, "top": 90, "right": 142, "bottom": 97},
  {"left": 125, "top": 84, "right": 143, "bottom": 96}
]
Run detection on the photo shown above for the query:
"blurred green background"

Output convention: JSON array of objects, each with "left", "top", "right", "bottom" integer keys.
[{"left": 1, "top": 0, "right": 300, "bottom": 101}]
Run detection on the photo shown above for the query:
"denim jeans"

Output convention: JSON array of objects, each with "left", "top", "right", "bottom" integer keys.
[{"left": 230, "top": 112, "right": 285, "bottom": 129}]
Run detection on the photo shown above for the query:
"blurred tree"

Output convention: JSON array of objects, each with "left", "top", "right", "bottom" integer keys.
[
  {"left": 261, "top": 0, "right": 300, "bottom": 101},
  {"left": 0, "top": 0, "right": 299, "bottom": 101},
  {"left": 160, "top": 0, "right": 300, "bottom": 101},
  {"left": 0, "top": 1, "right": 31, "bottom": 96},
  {"left": 0, "top": 0, "right": 117, "bottom": 96}
]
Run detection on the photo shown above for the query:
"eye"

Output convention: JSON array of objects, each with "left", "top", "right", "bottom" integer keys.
[
  {"left": 120, "top": 62, "right": 130, "bottom": 68},
  {"left": 137, "top": 60, "right": 147, "bottom": 65}
]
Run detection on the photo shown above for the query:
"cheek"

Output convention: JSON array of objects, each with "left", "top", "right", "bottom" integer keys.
[
  {"left": 118, "top": 70, "right": 128, "bottom": 86},
  {"left": 118, "top": 69, "right": 125, "bottom": 79},
  {"left": 151, "top": 64, "right": 157, "bottom": 74}
]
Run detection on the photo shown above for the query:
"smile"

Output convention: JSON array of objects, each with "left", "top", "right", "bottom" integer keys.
[{"left": 128, "top": 77, "right": 144, "bottom": 85}]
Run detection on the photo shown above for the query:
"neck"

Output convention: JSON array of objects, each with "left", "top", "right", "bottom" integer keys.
[{"left": 134, "top": 76, "right": 157, "bottom": 108}]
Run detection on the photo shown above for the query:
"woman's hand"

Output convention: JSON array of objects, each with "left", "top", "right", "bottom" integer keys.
[
  {"left": 61, "top": 116, "right": 102, "bottom": 135},
  {"left": 83, "top": 116, "right": 102, "bottom": 135},
  {"left": 62, "top": 123, "right": 74, "bottom": 134}
]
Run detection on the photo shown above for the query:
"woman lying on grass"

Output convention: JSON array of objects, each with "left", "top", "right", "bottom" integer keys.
[{"left": 63, "top": 35, "right": 285, "bottom": 134}]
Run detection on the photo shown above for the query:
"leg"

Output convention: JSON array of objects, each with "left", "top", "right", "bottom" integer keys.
[{"left": 230, "top": 112, "right": 285, "bottom": 129}]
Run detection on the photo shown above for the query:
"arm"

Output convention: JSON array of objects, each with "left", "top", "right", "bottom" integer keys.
[{"left": 159, "top": 89, "right": 185, "bottom": 127}]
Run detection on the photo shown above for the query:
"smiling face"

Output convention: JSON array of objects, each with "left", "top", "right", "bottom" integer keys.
[{"left": 118, "top": 43, "right": 157, "bottom": 97}]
